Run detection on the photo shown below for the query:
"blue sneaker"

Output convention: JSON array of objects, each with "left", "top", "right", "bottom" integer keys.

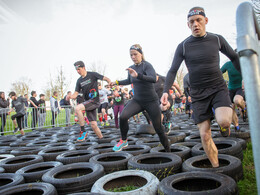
[
  {"left": 113, "top": 139, "right": 128, "bottom": 152},
  {"left": 77, "top": 132, "right": 88, "bottom": 142}
]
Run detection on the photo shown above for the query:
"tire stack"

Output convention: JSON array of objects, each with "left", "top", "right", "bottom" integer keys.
[{"left": 0, "top": 113, "right": 250, "bottom": 194}]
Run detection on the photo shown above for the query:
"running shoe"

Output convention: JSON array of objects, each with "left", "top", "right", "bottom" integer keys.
[
  {"left": 164, "top": 122, "right": 171, "bottom": 135},
  {"left": 77, "top": 132, "right": 88, "bottom": 142},
  {"left": 242, "top": 108, "right": 247, "bottom": 122},
  {"left": 13, "top": 127, "right": 19, "bottom": 133},
  {"left": 101, "top": 122, "right": 105, "bottom": 126},
  {"left": 219, "top": 127, "right": 230, "bottom": 137},
  {"left": 105, "top": 121, "right": 110, "bottom": 126},
  {"left": 113, "top": 139, "right": 128, "bottom": 152}
]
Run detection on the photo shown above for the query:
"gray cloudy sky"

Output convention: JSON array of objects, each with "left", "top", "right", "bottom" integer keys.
[{"left": 0, "top": 0, "right": 247, "bottom": 94}]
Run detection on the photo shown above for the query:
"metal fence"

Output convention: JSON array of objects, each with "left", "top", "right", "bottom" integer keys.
[
  {"left": 0, "top": 105, "right": 76, "bottom": 135},
  {"left": 236, "top": 2, "right": 260, "bottom": 193}
]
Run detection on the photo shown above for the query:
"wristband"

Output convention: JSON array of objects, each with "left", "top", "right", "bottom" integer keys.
[{"left": 115, "top": 80, "right": 119, "bottom": 85}]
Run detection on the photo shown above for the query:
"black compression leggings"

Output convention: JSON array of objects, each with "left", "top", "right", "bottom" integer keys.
[{"left": 120, "top": 99, "right": 170, "bottom": 152}]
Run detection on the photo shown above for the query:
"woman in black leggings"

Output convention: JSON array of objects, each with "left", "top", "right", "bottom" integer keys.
[{"left": 112, "top": 44, "right": 170, "bottom": 152}]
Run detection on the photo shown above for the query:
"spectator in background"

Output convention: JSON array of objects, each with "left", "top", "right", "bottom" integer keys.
[
  {"left": 50, "top": 91, "right": 59, "bottom": 127},
  {"left": 38, "top": 94, "right": 46, "bottom": 127},
  {"left": 29, "top": 91, "right": 39, "bottom": 130},
  {"left": 64, "top": 91, "right": 72, "bottom": 127},
  {"left": 0, "top": 92, "right": 9, "bottom": 136},
  {"left": 23, "top": 94, "right": 29, "bottom": 128},
  {"left": 111, "top": 85, "right": 128, "bottom": 129},
  {"left": 9, "top": 91, "right": 27, "bottom": 135}
]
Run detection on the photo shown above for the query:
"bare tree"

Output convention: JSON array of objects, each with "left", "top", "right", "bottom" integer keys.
[
  {"left": 43, "top": 66, "right": 71, "bottom": 100},
  {"left": 10, "top": 77, "right": 31, "bottom": 96},
  {"left": 175, "top": 65, "right": 185, "bottom": 91},
  {"left": 87, "top": 61, "right": 107, "bottom": 86}
]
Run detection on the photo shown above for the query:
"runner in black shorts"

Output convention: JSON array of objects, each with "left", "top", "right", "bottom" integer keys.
[
  {"left": 154, "top": 74, "right": 182, "bottom": 134},
  {"left": 221, "top": 60, "right": 246, "bottom": 128},
  {"left": 183, "top": 73, "right": 192, "bottom": 118},
  {"left": 68, "top": 61, "right": 111, "bottom": 141},
  {"left": 111, "top": 44, "right": 170, "bottom": 152},
  {"left": 161, "top": 7, "right": 240, "bottom": 168}
]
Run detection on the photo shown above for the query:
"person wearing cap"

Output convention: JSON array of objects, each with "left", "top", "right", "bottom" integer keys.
[
  {"left": 161, "top": 7, "right": 240, "bottom": 167},
  {"left": 111, "top": 44, "right": 170, "bottom": 152},
  {"left": 68, "top": 61, "right": 111, "bottom": 141}
]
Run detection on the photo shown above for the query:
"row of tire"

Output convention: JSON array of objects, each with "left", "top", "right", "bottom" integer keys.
[{"left": 0, "top": 115, "right": 250, "bottom": 194}]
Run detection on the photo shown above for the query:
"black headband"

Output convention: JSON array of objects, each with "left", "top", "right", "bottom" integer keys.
[
  {"left": 187, "top": 10, "right": 206, "bottom": 18},
  {"left": 130, "top": 45, "right": 143, "bottom": 54}
]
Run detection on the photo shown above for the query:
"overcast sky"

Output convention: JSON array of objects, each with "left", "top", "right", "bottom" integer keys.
[{"left": 0, "top": 0, "right": 248, "bottom": 95}]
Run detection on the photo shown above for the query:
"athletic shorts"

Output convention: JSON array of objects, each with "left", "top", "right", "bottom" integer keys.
[
  {"left": 191, "top": 86, "right": 232, "bottom": 124},
  {"left": 174, "top": 102, "right": 183, "bottom": 109},
  {"left": 185, "top": 101, "right": 192, "bottom": 111},
  {"left": 98, "top": 102, "right": 108, "bottom": 113},
  {"left": 82, "top": 100, "right": 100, "bottom": 122},
  {"left": 229, "top": 88, "right": 244, "bottom": 103}
]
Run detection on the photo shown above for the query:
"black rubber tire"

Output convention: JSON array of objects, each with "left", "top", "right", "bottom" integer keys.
[
  {"left": 38, "top": 145, "right": 75, "bottom": 161},
  {"left": 150, "top": 145, "right": 191, "bottom": 161},
  {"left": 230, "top": 129, "right": 251, "bottom": 142},
  {"left": 111, "top": 137, "right": 139, "bottom": 145},
  {"left": 128, "top": 153, "right": 182, "bottom": 181},
  {"left": 15, "top": 161, "right": 63, "bottom": 182},
  {"left": 11, "top": 146, "right": 42, "bottom": 156},
  {"left": 26, "top": 140, "right": 54, "bottom": 147},
  {"left": 213, "top": 137, "right": 247, "bottom": 150},
  {"left": 89, "top": 152, "right": 133, "bottom": 174},
  {"left": 172, "top": 141, "right": 199, "bottom": 149},
  {"left": 0, "top": 154, "right": 44, "bottom": 173},
  {"left": 120, "top": 144, "right": 151, "bottom": 156},
  {"left": 191, "top": 139, "right": 243, "bottom": 161},
  {"left": 74, "top": 142, "right": 98, "bottom": 150},
  {"left": 182, "top": 154, "right": 243, "bottom": 182},
  {"left": 44, "top": 142, "right": 74, "bottom": 148},
  {"left": 91, "top": 170, "right": 159, "bottom": 195},
  {"left": 158, "top": 171, "right": 238, "bottom": 195},
  {"left": 0, "top": 154, "right": 15, "bottom": 162},
  {"left": 56, "top": 149, "right": 99, "bottom": 165},
  {"left": 87, "top": 143, "right": 114, "bottom": 154},
  {"left": 0, "top": 182, "right": 58, "bottom": 195},
  {"left": 135, "top": 137, "right": 170, "bottom": 148},
  {"left": 90, "top": 134, "right": 119, "bottom": 144},
  {"left": 0, "top": 173, "right": 25, "bottom": 191},
  {"left": 167, "top": 132, "right": 186, "bottom": 143},
  {"left": 136, "top": 124, "right": 156, "bottom": 135},
  {"left": 0, "top": 167, "right": 5, "bottom": 173},
  {"left": 42, "top": 162, "right": 104, "bottom": 194}
]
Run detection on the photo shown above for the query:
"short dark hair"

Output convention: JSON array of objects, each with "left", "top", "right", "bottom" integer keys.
[
  {"left": 9, "top": 91, "right": 16, "bottom": 97},
  {"left": 189, "top": 6, "right": 205, "bottom": 13},
  {"left": 74, "top": 61, "right": 85, "bottom": 68},
  {"left": 53, "top": 91, "right": 58, "bottom": 96},
  {"left": 31, "top": 91, "right": 36, "bottom": 96},
  {"left": 39, "top": 94, "right": 45, "bottom": 98},
  {"left": 67, "top": 91, "right": 71, "bottom": 94},
  {"left": 98, "top": 82, "right": 101, "bottom": 86}
]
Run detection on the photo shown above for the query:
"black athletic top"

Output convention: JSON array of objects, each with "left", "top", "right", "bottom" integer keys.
[
  {"left": 75, "top": 72, "right": 104, "bottom": 103},
  {"left": 113, "top": 89, "right": 125, "bottom": 105},
  {"left": 29, "top": 97, "right": 38, "bottom": 108},
  {"left": 183, "top": 73, "right": 190, "bottom": 97},
  {"left": 118, "top": 61, "right": 158, "bottom": 102},
  {"left": 164, "top": 32, "right": 240, "bottom": 93}
]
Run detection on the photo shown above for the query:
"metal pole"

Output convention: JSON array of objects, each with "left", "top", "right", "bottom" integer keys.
[{"left": 236, "top": 2, "right": 260, "bottom": 193}]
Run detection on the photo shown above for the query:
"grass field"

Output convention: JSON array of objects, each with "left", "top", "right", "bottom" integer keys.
[{"left": 238, "top": 142, "right": 257, "bottom": 194}]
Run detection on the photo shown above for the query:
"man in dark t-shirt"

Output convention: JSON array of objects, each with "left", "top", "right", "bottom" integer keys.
[
  {"left": 161, "top": 7, "right": 240, "bottom": 168},
  {"left": 29, "top": 91, "right": 39, "bottom": 130},
  {"left": 69, "top": 61, "right": 111, "bottom": 141}
]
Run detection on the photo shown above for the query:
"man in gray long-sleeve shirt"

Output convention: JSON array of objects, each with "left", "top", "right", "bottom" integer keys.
[
  {"left": 50, "top": 91, "right": 59, "bottom": 127},
  {"left": 0, "top": 92, "right": 9, "bottom": 135}
]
